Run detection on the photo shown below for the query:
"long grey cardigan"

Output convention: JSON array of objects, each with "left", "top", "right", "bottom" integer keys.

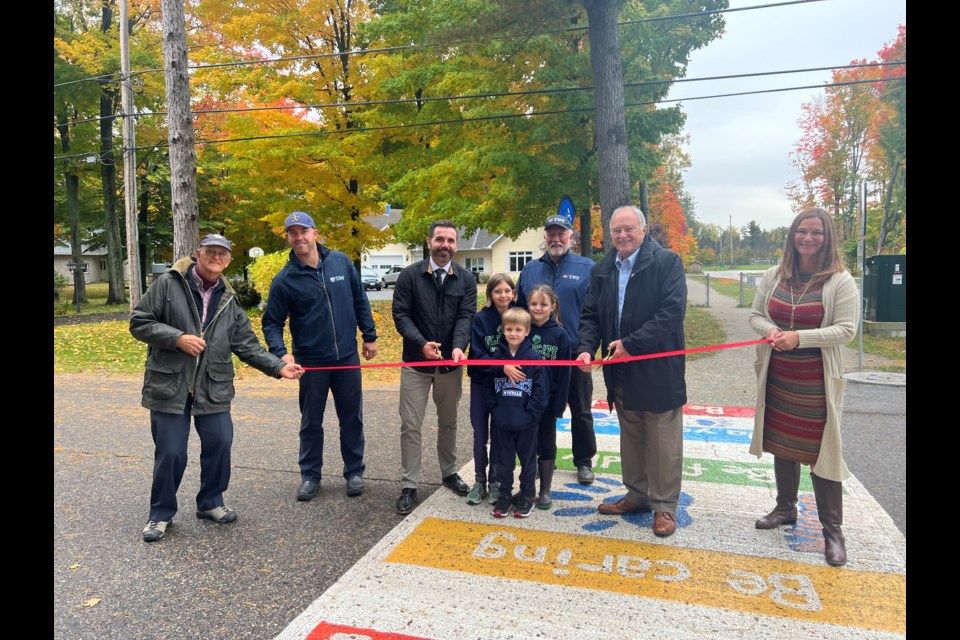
[{"left": 747, "top": 267, "right": 860, "bottom": 482}]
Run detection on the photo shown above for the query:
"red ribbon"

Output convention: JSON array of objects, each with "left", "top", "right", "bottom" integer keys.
[{"left": 300, "top": 338, "right": 771, "bottom": 372}]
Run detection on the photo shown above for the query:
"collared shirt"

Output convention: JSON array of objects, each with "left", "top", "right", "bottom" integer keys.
[
  {"left": 615, "top": 247, "right": 641, "bottom": 320},
  {"left": 429, "top": 258, "right": 451, "bottom": 284},
  {"left": 190, "top": 265, "right": 220, "bottom": 326}
]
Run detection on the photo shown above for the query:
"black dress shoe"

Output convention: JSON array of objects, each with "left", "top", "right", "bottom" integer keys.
[
  {"left": 442, "top": 473, "right": 470, "bottom": 496},
  {"left": 396, "top": 488, "right": 417, "bottom": 515},
  {"left": 297, "top": 479, "right": 320, "bottom": 501}
]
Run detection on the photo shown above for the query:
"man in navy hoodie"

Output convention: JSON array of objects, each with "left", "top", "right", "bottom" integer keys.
[
  {"left": 262, "top": 212, "right": 379, "bottom": 501},
  {"left": 487, "top": 307, "right": 549, "bottom": 518}
]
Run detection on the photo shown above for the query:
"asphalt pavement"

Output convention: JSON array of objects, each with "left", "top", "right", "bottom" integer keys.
[{"left": 53, "top": 280, "right": 905, "bottom": 639}]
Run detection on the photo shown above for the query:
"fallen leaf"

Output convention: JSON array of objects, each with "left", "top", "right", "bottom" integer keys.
[
  {"left": 82, "top": 598, "right": 101, "bottom": 607},
  {"left": 69, "top": 563, "right": 81, "bottom": 570}
]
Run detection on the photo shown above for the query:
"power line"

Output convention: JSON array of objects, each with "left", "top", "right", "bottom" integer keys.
[
  {"left": 53, "top": 75, "right": 905, "bottom": 161},
  {"left": 98, "top": 75, "right": 897, "bottom": 155},
  {"left": 54, "top": 0, "right": 826, "bottom": 89},
  {"left": 60, "top": 60, "right": 904, "bottom": 128}
]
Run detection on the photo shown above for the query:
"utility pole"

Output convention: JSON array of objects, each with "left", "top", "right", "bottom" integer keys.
[{"left": 120, "top": 0, "right": 141, "bottom": 309}]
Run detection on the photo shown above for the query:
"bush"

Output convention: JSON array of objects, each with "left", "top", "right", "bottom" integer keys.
[
  {"left": 246, "top": 250, "right": 290, "bottom": 304},
  {"left": 231, "top": 278, "right": 262, "bottom": 309},
  {"left": 54, "top": 271, "right": 68, "bottom": 301},
  {"left": 477, "top": 273, "right": 491, "bottom": 284}
]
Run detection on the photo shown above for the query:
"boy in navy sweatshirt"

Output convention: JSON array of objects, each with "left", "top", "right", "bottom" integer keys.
[{"left": 486, "top": 307, "right": 549, "bottom": 518}]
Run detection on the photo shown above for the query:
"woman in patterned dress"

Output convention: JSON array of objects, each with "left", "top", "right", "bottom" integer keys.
[{"left": 748, "top": 208, "right": 860, "bottom": 567}]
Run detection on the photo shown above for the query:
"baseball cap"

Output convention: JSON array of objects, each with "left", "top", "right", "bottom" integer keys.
[
  {"left": 199, "top": 233, "right": 233, "bottom": 250},
  {"left": 284, "top": 211, "right": 316, "bottom": 230},
  {"left": 544, "top": 215, "right": 573, "bottom": 231}
]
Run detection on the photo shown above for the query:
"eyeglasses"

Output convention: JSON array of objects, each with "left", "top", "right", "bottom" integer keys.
[
  {"left": 202, "top": 248, "right": 232, "bottom": 259},
  {"left": 795, "top": 230, "right": 824, "bottom": 238}
]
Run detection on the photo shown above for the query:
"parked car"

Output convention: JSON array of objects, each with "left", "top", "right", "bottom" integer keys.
[
  {"left": 382, "top": 266, "right": 404, "bottom": 288},
  {"left": 360, "top": 267, "right": 383, "bottom": 291}
]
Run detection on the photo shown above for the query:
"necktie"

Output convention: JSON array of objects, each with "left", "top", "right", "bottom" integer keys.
[{"left": 435, "top": 268, "right": 444, "bottom": 288}]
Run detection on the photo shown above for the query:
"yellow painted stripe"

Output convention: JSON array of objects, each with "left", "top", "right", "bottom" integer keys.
[{"left": 387, "top": 517, "right": 904, "bottom": 634}]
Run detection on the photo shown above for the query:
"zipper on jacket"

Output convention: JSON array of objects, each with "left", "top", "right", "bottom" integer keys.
[
  {"left": 176, "top": 270, "right": 206, "bottom": 398},
  {"left": 318, "top": 261, "right": 340, "bottom": 361}
]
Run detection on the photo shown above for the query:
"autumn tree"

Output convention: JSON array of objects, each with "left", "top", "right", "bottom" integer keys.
[
  {"left": 788, "top": 26, "right": 906, "bottom": 255},
  {"left": 187, "top": 0, "right": 392, "bottom": 266},
  {"left": 55, "top": 0, "right": 168, "bottom": 297},
  {"left": 361, "top": 0, "right": 725, "bottom": 252},
  {"left": 647, "top": 181, "right": 695, "bottom": 266}
]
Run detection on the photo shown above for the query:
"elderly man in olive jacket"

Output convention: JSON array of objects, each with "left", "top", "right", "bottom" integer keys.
[{"left": 130, "top": 234, "right": 302, "bottom": 543}]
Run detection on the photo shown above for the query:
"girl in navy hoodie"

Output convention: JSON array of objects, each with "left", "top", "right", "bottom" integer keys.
[
  {"left": 465, "top": 273, "right": 518, "bottom": 506},
  {"left": 526, "top": 284, "right": 572, "bottom": 509}
]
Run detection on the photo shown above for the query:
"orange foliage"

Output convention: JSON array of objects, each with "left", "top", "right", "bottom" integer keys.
[
  {"left": 572, "top": 204, "right": 604, "bottom": 250},
  {"left": 648, "top": 184, "right": 696, "bottom": 267}
]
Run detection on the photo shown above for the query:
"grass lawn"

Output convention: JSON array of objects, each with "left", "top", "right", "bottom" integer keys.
[{"left": 56, "top": 282, "right": 131, "bottom": 317}]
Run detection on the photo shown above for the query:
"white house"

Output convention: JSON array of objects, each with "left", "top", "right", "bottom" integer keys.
[
  {"left": 361, "top": 209, "right": 548, "bottom": 280},
  {"left": 53, "top": 244, "right": 109, "bottom": 284}
]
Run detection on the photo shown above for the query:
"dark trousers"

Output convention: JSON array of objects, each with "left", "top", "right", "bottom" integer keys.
[
  {"left": 298, "top": 353, "right": 365, "bottom": 481},
  {"left": 537, "top": 411, "right": 558, "bottom": 463},
  {"left": 149, "top": 397, "right": 233, "bottom": 521},
  {"left": 469, "top": 381, "right": 499, "bottom": 484},
  {"left": 568, "top": 367, "right": 597, "bottom": 467},
  {"left": 494, "top": 425, "right": 538, "bottom": 498}
]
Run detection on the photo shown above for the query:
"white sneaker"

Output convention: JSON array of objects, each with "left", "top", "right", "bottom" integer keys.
[
  {"left": 142, "top": 519, "right": 170, "bottom": 542},
  {"left": 196, "top": 505, "right": 238, "bottom": 524}
]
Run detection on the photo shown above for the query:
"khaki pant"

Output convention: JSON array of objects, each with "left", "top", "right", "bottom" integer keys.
[
  {"left": 399, "top": 366, "right": 463, "bottom": 489},
  {"left": 614, "top": 384, "right": 683, "bottom": 514}
]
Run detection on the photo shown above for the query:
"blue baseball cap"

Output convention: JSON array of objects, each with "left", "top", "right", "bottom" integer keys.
[
  {"left": 284, "top": 211, "right": 316, "bottom": 230},
  {"left": 545, "top": 215, "right": 573, "bottom": 231}
]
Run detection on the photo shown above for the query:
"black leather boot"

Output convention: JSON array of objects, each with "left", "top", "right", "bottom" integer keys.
[
  {"left": 536, "top": 460, "right": 555, "bottom": 509},
  {"left": 812, "top": 472, "right": 847, "bottom": 567},
  {"left": 755, "top": 457, "right": 801, "bottom": 529}
]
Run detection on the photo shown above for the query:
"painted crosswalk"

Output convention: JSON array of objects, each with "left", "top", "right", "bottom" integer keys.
[{"left": 276, "top": 404, "right": 906, "bottom": 640}]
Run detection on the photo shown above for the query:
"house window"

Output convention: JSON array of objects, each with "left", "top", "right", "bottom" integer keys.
[
  {"left": 464, "top": 257, "right": 485, "bottom": 274},
  {"left": 508, "top": 251, "right": 533, "bottom": 272},
  {"left": 100, "top": 260, "right": 107, "bottom": 271}
]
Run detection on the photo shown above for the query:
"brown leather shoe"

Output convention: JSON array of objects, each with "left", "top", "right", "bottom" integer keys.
[
  {"left": 653, "top": 512, "right": 677, "bottom": 537},
  {"left": 597, "top": 497, "right": 652, "bottom": 516}
]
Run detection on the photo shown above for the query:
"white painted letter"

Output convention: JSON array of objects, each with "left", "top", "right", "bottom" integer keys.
[
  {"left": 473, "top": 532, "right": 515, "bottom": 559},
  {"left": 616, "top": 555, "right": 651, "bottom": 578},
  {"left": 654, "top": 560, "right": 691, "bottom": 582},
  {"left": 726, "top": 570, "right": 766, "bottom": 595},
  {"left": 768, "top": 574, "right": 822, "bottom": 611},
  {"left": 514, "top": 545, "right": 547, "bottom": 563}
]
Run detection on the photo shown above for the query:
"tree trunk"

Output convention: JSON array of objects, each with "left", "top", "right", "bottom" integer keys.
[
  {"left": 639, "top": 180, "right": 649, "bottom": 217},
  {"left": 162, "top": 0, "right": 200, "bottom": 260},
  {"left": 580, "top": 207, "right": 592, "bottom": 258},
  {"left": 585, "top": 0, "right": 631, "bottom": 252},
  {"left": 876, "top": 161, "right": 901, "bottom": 254},
  {"left": 57, "top": 112, "right": 88, "bottom": 305}
]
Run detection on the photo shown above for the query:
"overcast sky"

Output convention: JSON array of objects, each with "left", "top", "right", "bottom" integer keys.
[{"left": 666, "top": 0, "right": 906, "bottom": 232}]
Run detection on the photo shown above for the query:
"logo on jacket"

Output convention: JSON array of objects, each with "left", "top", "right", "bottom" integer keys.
[
  {"left": 329, "top": 275, "right": 345, "bottom": 283},
  {"left": 495, "top": 378, "right": 533, "bottom": 396},
  {"left": 562, "top": 274, "right": 581, "bottom": 280}
]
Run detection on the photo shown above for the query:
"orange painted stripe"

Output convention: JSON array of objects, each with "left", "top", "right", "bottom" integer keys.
[{"left": 387, "top": 517, "right": 904, "bottom": 634}]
